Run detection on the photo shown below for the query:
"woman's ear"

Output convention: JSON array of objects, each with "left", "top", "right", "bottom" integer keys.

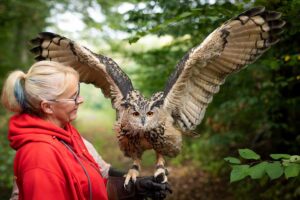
[{"left": 40, "top": 100, "right": 53, "bottom": 114}]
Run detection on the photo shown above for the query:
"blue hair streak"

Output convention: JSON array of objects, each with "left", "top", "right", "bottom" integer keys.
[{"left": 14, "top": 78, "right": 27, "bottom": 110}]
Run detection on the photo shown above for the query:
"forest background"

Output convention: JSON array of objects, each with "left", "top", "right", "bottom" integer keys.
[{"left": 0, "top": 0, "right": 299, "bottom": 199}]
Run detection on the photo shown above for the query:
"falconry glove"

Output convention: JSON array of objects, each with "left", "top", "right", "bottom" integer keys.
[
  {"left": 108, "top": 167, "right": 127, "bottom": 177},
  {"left": 107, "top": 176, "right": 172, "bottom": 200},
  {"left": 133, "top": 176, "right": 172, "bottom": 200}
]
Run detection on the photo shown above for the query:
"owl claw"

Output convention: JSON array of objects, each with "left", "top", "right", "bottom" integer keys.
[
  {"left": 154, "top": 167, "right": 168, "bottom": 183},
  {"left": 124, "top": 168, "right": 140, "bottom": 189}
]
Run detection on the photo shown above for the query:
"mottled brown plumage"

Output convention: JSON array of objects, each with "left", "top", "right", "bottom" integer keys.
[{"left": 30, "top": 7, "right": 285, "bottom": 185}]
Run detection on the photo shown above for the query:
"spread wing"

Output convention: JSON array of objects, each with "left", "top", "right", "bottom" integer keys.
[
  {"left": 30, "top": 32, "right": 134, "bottom": 109},
  {"left": 162, "top": 7, "right": 285, "bottom": 131}
]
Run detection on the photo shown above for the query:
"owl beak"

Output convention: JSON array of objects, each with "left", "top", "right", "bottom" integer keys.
[{"left": 141, "top": 116, "right": 146, "bottom": 126}]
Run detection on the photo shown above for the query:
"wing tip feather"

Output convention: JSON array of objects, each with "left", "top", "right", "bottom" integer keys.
[
  {"left": 29, "top": 37, "right": 42, "bottom": 45},
  {"left": 30, "top": 46, "right": 42, "bottom": 54},
  {"left": 38, "top": 32, "right": 58, "bottom": 39},
  {"left": 236, "top": 6, "right": 265, "bottom": 19},
  {"left": 34, "top": 55, "right": 46, "bottom": 61}
]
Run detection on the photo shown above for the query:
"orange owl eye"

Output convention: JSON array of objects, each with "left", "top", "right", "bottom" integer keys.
[
  {"left": 132, "top": 112, "right": 140, "bottom": 116},
  {"left": 147, "top": 111, "right": 153, "bottom": 116}
]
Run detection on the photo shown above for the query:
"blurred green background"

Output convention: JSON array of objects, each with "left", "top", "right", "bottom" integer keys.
[{"left": 0, "top": 0, "right": 299, "bottom": 199}]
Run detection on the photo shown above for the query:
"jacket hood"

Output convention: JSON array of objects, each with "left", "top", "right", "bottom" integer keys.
[{"left": 8, "top": 113, "right": 73, "bottom": 150}]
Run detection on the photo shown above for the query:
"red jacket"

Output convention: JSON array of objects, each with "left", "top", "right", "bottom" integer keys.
[{"left": 8, "top": 113, "right": 108, "bottom": 200}]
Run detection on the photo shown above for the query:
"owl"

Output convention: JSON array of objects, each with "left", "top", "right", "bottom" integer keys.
[{"left": 30, "top": 7, "right": 285, "bottom": 186}]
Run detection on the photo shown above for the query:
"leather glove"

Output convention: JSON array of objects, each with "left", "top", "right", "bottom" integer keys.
[
  {"left": 131, "top": 176, "right": 172, "bottom": 200},
  {"left": 108, "top": 167, "right": 127, "bottom": 177},
  {"left": 107, "top": 174, "right": 172, "bottom": 200}
]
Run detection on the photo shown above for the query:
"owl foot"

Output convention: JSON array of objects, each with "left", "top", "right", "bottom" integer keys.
[
  {"left": 154, "top": 165, "right": 168, "bottom": 183},
  {"left": 124, "top": 165, "right": 140, "bottom": 189}
]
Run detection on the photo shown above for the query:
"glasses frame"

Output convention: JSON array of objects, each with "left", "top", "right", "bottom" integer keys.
[{"left": 48, "top": 83, "right": 81, "bottom": 104}]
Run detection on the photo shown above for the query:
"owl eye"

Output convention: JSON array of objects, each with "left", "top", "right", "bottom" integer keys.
[
  {"left": 147, "top": 111, "right": 154, "bottom": 116},
  {"left": 132, "top": 111, "right": 140, "bottom": 117}
]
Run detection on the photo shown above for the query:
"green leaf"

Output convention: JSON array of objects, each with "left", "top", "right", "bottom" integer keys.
[
  {"left": 284, "top": 163, "right": 300, "bottom": 179},
  {"left": 249, "top": 161, "right": 268, "bottom": 179},
  {"left": 224, "top": 157, "right": 241, "bottom": 164},
  {"left": 230, "top": 165, "right": 249, "bottom": 182},
  {"left": 270, "top": 154, "right": 291, "bottom": 160},
  {"left": 128, "top": 36, "right": 141, "bottom": 44},
  {"left": 265, "top": 161, "right": 284, "bottom": 180},
  {"left": 177, "top": 12, "right": 193, "bottom": 19},
  {"left": 290, "top": 155, "right": 300, "bottom": 163},
  {"left": 282, "top": 159, "right": 291, "bottom": 167},
  {"left": 238, "top": 149, "right": 261, "bottom": 160}
]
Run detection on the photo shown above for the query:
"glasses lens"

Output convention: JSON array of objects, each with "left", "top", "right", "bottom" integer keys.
[{"left": 74, "top": 83, "right": 80, "bottom": 104}]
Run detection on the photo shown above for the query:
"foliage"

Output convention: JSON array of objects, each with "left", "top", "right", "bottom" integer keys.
[
  {"left": 225, "top": 149, "right": 300, "bottom": 182},
  {"left": 0, "top": 111, "right": 14, "bottom": 199},
  {"left": 0, "top": 0, "right": 48, "bottom": 88},
  {"left": 0, "top": 0, "right": 94, "bottom": 88}
]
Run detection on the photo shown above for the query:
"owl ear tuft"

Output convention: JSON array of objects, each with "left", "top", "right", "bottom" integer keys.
[
  {"left": 120, "top": 102, "right": 130, "bottom": 109},
  {"left": 150, "top": 99, "right": 164, "bottom": 110},
  {"left": 149, "top": 92, "right": 165, "bottom": 110}
]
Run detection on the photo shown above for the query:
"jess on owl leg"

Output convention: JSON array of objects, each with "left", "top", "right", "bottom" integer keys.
[
  {"left": 154, "top": 152, "right": 168, "bottom": 183},
  {"left": 124, "top": 158, "right": 141, "bottom": 187}
]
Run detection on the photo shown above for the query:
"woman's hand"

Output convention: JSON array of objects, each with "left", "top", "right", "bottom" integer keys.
[
  {"left": 107, "top": 167, "right": 172, "bottom": 200},
  {"left": 128, "top": 176, "right": 172, "bottom": 200}
]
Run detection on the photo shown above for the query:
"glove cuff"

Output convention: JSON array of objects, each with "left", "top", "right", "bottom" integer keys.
[
  {"left": 107, "top": 176, "right": 137, "bottom": 200},
  {"left": 108, "top": 167, "right": 126, "bottom": 177}
]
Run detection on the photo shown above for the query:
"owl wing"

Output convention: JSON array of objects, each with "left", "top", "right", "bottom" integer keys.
[
  {"left": 30, "top": 32, "right": 134, "bottom": 109},
  {"left": 162, "top": 7, "right": 285, "bottom": 131}
]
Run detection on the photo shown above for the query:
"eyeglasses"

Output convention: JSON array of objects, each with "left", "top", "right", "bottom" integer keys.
[{"left": 48, "top": 83, "right": 81, "bottom": 104}]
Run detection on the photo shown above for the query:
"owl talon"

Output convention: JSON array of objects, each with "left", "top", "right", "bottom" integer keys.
[
  {"left": 124, "top": 167, "right": 140, "bottom": 188},
  {"left": 154, "top": 167, "right": 168, "bottom": 183},
  {"left": 123, "top": 180, "right": 134, "bottom": 192}
]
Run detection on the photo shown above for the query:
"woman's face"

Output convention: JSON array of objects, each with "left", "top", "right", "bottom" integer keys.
[{"left": 42, "top": 75, "right": 84, "bottom": 128}]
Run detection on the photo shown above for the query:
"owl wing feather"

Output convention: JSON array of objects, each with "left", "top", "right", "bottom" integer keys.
[
  {"left": 162, "top": 7, "right": 285, "bottom": 131},
  {"left": 30, "top": 32, "right": 133, "bottom": 109}
]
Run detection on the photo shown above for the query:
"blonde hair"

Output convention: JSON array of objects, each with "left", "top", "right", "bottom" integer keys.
[{"left": 1, "top": 61, "right": 79, "bottom": 115}]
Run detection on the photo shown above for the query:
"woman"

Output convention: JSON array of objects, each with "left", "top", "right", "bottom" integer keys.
[{"left": 2, "top": 61, "right": 170, "bottom": 200}]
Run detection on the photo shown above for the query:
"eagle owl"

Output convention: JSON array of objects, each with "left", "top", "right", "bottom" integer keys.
[{"left": 30, "top": 7, "right": 284, "bottom": 185}]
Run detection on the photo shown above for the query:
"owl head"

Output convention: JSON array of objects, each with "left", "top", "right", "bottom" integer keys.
[{"left": 122, "top": 90, "right": 164, "bottom": 130}]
